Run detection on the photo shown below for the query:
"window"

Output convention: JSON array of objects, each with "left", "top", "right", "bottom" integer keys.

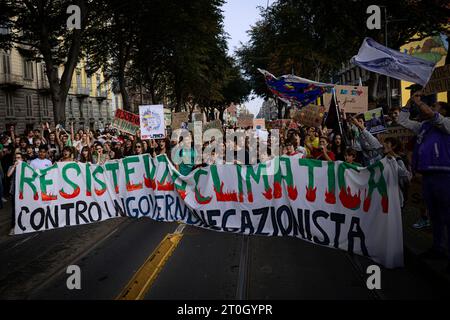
[
  {"left": 89, "top": 100, "right": 94, "bottom": 118},
  {"left": 0, "top": 25, "right": 9, "bottom": 35},
  {"left": 6, "top": 93, "right": 14, "bottom": 116},
  {"left": 26, "top": 95, "right": 33, "bottom": 117},
  {"left": 76, "top": 71, "right": 82, "bottom": 87},
  {"left": 42, "top": 96, "right": 49, "bottom": 117},
  {"left": 68, "top": 98, "right": 73, "bottom": 117},
  {"left": 96, "top": 75, "right": 101, "bottom": 94},
  {"left": 2, "top": 53, "right": 11, "bottom": 74},
  {"left": 40, "top": 64, "right": 47, "bottom": 83},
  {"left": 23, "top": 59, "right": 34, "bottom": 80}
]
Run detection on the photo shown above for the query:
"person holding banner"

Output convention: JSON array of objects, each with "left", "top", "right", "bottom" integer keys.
[
  {"left": 7, "top": 152, "right": 22, "bottom": 235},
  {"left": 399, "top": 92, "right": 450, "bottom": 271},
  {"left": 350, "top": 116, "right": 384, "bottom": 166}
]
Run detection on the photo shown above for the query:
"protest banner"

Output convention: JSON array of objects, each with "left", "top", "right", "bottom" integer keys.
[
  {"left": 269, "top": 119, "right": 290, "bottom": 130},
  {"left": 139, "top": 105, "right": 166, "bottom": 139},
  {"left": 378, "top": 126, "right": 415, "bottom": 145},
  {"left": 192, "top": 113, "right": 204, "bottom": 123},
  {"left": 293, "top": 104, "right": 326, "bottom": 128},
  {"left": 111, "top": 109, "right": 140, "bottom": 135},
  {"left": 204, "top": 120, "right": 223, "bottom": 133},
  {"left": 238, "top": 114, "right": 254, "bottom": 128},
  {"left": 172, "top": 112, "right": 190, "bottom": 129},
  {"left": 253, "top": 119, "right": 266, "bottom": 130},
  {"left": 422, "top": 65, "right": 450, "bottom": 95},
  {"left": 171, "top": 112, "right": 189, "bottom": 130},
  {"left": 164, "top": 108, "right": 172, "bottom": 127},
  {"left": 364, "top": 108, "right": 387, "bottom": 134},
  {"left": 323, "top": 85, "right": 369, "bottom": 114},
  {"left": 15, "top": 154, "right": 404, "bottom": 268}
]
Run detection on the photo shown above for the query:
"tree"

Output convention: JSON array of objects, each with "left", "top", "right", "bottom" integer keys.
[
  {"left": 237, "top": 0, "right": 449, "bottom": 104},
  {"left": 0, "top": 0, "right": 92, "bottom": 125}
]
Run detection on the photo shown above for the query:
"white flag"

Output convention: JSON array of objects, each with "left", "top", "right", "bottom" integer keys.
[{"left": 351, "top": 38, "right": 436, "bottom": 86}]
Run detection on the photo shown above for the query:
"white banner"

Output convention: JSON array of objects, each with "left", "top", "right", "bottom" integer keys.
[{"left": 14, "top": 155, "right": 404, "bottom": 268}]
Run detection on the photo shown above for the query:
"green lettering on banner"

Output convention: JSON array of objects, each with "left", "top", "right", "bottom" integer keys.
[
  {"left": 143, "top": 154, "right": 157, "bottom": 189},
  {"left": 105, "top": 162, "right": 120, "bottom": 193},
  {"left": 299, "top": 159, "right": 322, "bottom": 202},
  {"left": 92, "top": 165, "right": 107, "bottom": 196},
  {"left": 19, "top": 162, "right": 38, "bottom": 200},
  {"left": 39, "top": 165, "right": 58, "bottom": 201},
  {"left": 364, "top": 162, "right": 389, "bottom": 213},
  {"left": 338, "top": 163, "right": 362, "bottom": 210},
  {"left": 325, "top": 162, "right": 337, "bottom": 204},
  {"left": 123, "top": 156, "right": 143, "bottom": 192},
  {"left": 273, "top": 157, "right": 297, "bottom": 200},
  {"left": 194, "top": 169, "right": 212, "bottom": 205},
  {"left": 60, "top": 163, "right": 81, "bottom": 199},
  {"left": 86, "top": 163, "right": 92, "bottom": 196},
  {"left": 245, "top": 164, "right": 270, "bottom": 202},
  {"left": 156, "top": 156, "right": 173, "bottom": 190}
]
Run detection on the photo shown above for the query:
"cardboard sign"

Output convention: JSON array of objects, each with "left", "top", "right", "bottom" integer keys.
[
  {"left": 293, "top": 104, "right": 326, "bottom": 128},
  {"left": 203, "top": 119, "right": 223, "bottom": 133},
  {"left": 422, "top": 65, "right": 450, "bottom": 95},
  {"left": 364, "top": 108, "right": 387, "bottom": 134},
  {"left": 323, "top": 85, "right": 368, "bottom": 114},
  {"left": 172, "top": 112, "right": 190, "bottom": 129},
  {"left": 378, "top": 126, "right": 415, "bottom": 145},
  {"left": 253, "top": 119, "right": 266, "bottom": 130},
  {"left": 111, "top": 109, "right": 140, "bottom": 135},
  {"left": 268, "top": 119, "right": 290, "bottom": 130},
  {"left": 139, "top": 105, "right": 166, "bottom": 139},
  {"left": 192, "top": 113, "right": 203, "bottom": 123},
  {"left": 164, "top": 108, "right": 172, "bottom": 127},
  {"left": 238, "top": 114, "right": 254, "bottom": 128}
]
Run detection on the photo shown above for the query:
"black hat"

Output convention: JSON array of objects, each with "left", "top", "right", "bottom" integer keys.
[{"left": 405, "top": 84, "right": 423, "bottom": 93}]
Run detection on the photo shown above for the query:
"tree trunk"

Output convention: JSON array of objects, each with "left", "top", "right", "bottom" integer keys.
[
  {"left": 118, "top": 65, "right": 131, "bottom": 111},
  {"left": 219, "top": 108, "right": 224, "bottom": 123},
  {"left": 38, "top": 0, "right": 87, "bottom": 126}
]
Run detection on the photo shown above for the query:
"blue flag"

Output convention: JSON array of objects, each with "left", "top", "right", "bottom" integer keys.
[
  {"left": 351, "top": 38, "right": 436, "bottom": 86},
  {"left": 259, "top": 69, "right": 334, "bottom": 108}
]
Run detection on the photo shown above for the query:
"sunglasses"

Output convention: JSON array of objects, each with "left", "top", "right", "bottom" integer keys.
[{"left": 136, "top": 146, "right": 142, "bottom": 148}]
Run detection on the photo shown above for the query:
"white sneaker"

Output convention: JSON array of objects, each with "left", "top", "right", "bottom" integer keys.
[{"left": 2, "top": 197, "right": 8, "bottom": 203}]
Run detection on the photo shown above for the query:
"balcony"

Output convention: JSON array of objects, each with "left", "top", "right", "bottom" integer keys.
[
  {"left": 95, "top": 90, "right": 108, "bottom": 101},
  {"left": 76, "top": 87, "right": 90, "bottom": 98},
  {"left": 0, "top": 73, "right": 24, "bottom": 90},
  {"left": 37, "top": 78, "right": 51, "bottom": 94}
]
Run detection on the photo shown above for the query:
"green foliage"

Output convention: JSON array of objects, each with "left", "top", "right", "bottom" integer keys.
[{"left": 237, "top": 0, "right": 449, "bottom": 100}]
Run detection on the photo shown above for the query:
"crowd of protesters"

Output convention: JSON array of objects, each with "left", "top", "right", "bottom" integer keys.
[{"left": 0, "top": 88, "right": 449, "bottom": 272}]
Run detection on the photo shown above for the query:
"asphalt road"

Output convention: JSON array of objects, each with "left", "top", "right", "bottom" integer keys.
[{"left": 0, "top": 213, "right": 447, "bottom": 300}]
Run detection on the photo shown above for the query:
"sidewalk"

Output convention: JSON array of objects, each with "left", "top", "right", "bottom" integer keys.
[{"left": 402, "top": 201, "right": 450, "bottom": 287}]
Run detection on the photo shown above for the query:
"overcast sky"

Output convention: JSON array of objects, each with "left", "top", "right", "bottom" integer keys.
[{"left": 222, "top": 0, "right": 271, "bottom": 116}]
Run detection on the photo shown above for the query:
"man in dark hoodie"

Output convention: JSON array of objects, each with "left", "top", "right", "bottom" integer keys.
[{"left": 399, "top": 90, "right": 450, "bottom": 273}]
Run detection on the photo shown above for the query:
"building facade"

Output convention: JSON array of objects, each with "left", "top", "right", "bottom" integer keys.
[{"left": 0, "top": 46, "right": 117, "bottom": 134}]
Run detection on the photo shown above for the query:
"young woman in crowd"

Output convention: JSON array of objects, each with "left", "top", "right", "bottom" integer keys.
[
  {"left": 59, "top": 146, "right": 74, "bottom": 162},
  {"left": 79, "top": 146, "right": 93, "bottom": 163},
  {"left": 331, "top": 134, "right": 345, "bottom": 161},
  {"left": 93, "top": 144, "right": 108, "bottom": 165}
]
